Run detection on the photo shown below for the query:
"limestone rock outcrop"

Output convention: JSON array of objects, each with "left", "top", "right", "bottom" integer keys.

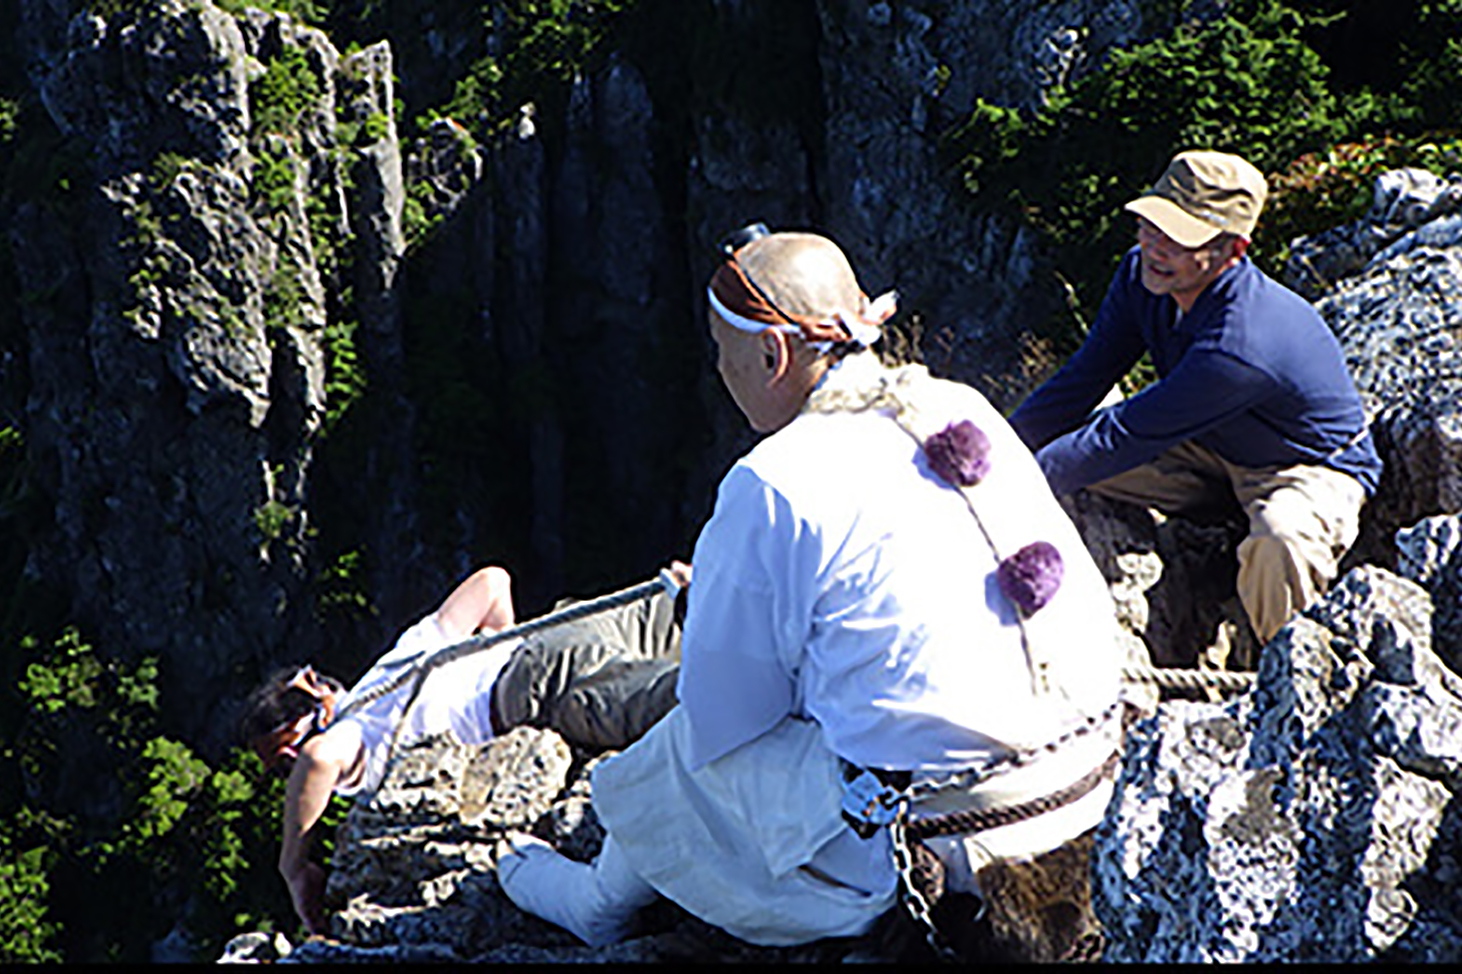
[
  {"left": 257, "top": 726, "right": 882, "bottom": 964},
  {"left": 1095, "top": 563, "right": 1462, "bottom": 963},
  {"left": 15, "top": 0, "right": 358, "bottom": 749}
]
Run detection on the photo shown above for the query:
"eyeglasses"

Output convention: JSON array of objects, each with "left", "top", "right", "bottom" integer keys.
[{"left": 716, "top": 221, "right": 801, "bottom": 326}]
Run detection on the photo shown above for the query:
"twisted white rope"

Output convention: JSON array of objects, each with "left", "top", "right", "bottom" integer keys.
[{"left": 1122, "top": 663, "right": 1255, "bottom": 692}]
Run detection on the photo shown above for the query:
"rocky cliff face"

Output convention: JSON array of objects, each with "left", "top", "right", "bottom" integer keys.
[{"left": 8, "top": 0, "right": 1179, "bottom": 756}]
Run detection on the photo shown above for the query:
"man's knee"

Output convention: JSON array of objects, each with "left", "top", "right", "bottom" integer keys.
[{"left": 1236, "top": 531, "right": 1322, "bottom": 643}]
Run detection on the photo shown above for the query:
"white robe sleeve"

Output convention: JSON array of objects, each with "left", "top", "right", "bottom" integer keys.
[{"left": 676, "top": 464, "right": 818, "bottom": 770}]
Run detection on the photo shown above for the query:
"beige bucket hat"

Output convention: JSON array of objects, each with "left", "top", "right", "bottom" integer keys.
[{"left": 1124, "top": 150, "right": 1268, "bottom": 247}]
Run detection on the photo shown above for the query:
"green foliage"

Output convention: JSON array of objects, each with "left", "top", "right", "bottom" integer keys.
[
  {"left": 253, "top": 148, "right": 298, "bottom": 213},
  {"left": 250, "top": 44, "right": 322, "bottom": 138},
  {"left": 0, "top": 98, "right": 16, "bottom": 145},
  {"left": 1261, "top": 132, "right": 1462, "bottom": 266},
  {"left": 87, "top": 0, "right": 146, "bottom": 20},
  {"left": 305, "top": 178, "right": 348, "bottom": 280},
  {"left": 362, "top": 111, "right": 391, "bottom": 143},
  {"left": 2, "top": 626, "right": 303, "bottom": 961},
  {"left": 432, "top": 0, "right": 638, "bottom": 137},
  {"left": 0, "top": 834, "right": 59, "bottom": 963},
  {"left": 216, "top": 0, "right": 329, "bottom": 27},
  {"left": 401, "top": 178, "right": 441, "bottom": 251},
  {"left": 322, "top": 318, "right": 366, "bottom": 433},
  {"left": 253, "top": 499, "right": 296, "bottom": 542},
  {"left": 264, "top": 265, "right": 307, "bottom": 331},
  {"left": 123, "top": 737, "right": 211, "bottom": 844},
  {"left": 18, "top": 628, "right": 105, "bottom": 714},
  {"left": 149, "top": 151, "right": 193, "bottom": 192},
  {"left": 313, "top": 547, "right": 375, "bottom": 621},
  {"left": 942, "top": 0, "right": 1391, "bottom": 364}
]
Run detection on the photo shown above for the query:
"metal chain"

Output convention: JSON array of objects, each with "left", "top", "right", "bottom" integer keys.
[{"left": 889, "top": 810, "right": 960, "bottom": 962}]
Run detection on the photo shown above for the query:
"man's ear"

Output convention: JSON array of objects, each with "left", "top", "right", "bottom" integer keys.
[
  {"left": 1232, "top": 236, "right": 1251, "bottom": 259},
  {"left": 760, "top": 328, "right": 788, "bottom": 380}
]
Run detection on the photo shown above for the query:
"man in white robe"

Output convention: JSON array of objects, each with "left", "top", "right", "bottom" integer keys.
[{"left": 496, "top": 227, "right": 1130, "bottom": 956}]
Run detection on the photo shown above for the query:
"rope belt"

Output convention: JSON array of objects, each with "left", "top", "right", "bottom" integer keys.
[{"left": 906, "top": 749, "right": 1122, "bottom": 841}]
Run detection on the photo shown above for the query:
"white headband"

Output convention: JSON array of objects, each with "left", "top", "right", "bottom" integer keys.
[{"left": 707, "top": 286, "right": 889, "bottom": 352}]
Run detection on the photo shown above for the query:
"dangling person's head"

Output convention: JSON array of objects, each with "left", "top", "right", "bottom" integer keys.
[{"left": 239, "top": 665, "right": 344, "bottom": 776}]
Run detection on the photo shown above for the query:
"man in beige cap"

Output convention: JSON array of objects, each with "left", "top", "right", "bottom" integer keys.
[{"left": 1010, "top": 149, "right": 1382, "bottom": 649}]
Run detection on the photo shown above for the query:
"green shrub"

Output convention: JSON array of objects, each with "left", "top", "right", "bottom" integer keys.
[
  {"left": 1257, "top": 133, "right": 1462, "bottom": 265},
  {"left": 0, "top": 98, "right": 17, "bottom": 145},
  {"left": 216, "top": 0, "right": 329, "bottom": 27},
  {"left": 251, "top": 44, "right": 322, "bottom": 138},
  {"left": 2, "top": 626, "right": 309, "bottom": 961},
  {"left": 0, "top": 833, "right": 60, "bottom": 963},
  {"left": 253, "top": 148, "right": 297, "bottom": 213},
  {"left": 322, "top": 318, "right": 366, "bottom": 433},
  {"left": 253, "top": 499, "right": 296, "bottom": 542},
  {"left": 434, "top": 0, "right": 638, "bottom": 138}
]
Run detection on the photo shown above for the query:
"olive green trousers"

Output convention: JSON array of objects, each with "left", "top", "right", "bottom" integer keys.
[{"left": 490, "top": 588, "right": 682, "bottom": 751}]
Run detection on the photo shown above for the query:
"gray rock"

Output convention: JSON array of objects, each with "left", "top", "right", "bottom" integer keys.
[
  {"left": 9, "top": 0, "right": 427, "bottom": 754},
  {"left": 216, "top": 930, "right": 292, "bottom": 963},
  {"left": 1315, "top": 206, "right": 1462, "bottom": 571},
  {"left": 1397, "top": 513, "right": 1462, "bottom": 674},
  {"left": 404, "top": 117, "right": 482, "bottom": 225},
  {"left": 458, "top": 726, "right": 574, "bottom": 830},
  {"left": 284, "top": 725, "right": 897, "bottom": 964},
  {"left": 1287, "top": 167, "right": 1462, "bottom": 300},
  {"left": 280, "top": 939, "right": 462, "bottom": 964},
  {"left": 1095, "top": 565, "right": 1462, "bottom": 962}
]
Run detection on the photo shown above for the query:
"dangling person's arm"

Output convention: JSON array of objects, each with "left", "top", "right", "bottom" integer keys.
[{"left": 278, "top": 725, "right": 362, "bottom": 934}]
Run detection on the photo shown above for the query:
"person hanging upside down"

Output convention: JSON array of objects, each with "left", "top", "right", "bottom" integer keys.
[{"left": 238, "top": 561, "right": 689, "bottom": 935}]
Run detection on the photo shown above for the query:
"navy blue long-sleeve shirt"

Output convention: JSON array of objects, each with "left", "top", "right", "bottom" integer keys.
[{"left": 1008, "top": 248, "right": 1382, "bottom": 497}]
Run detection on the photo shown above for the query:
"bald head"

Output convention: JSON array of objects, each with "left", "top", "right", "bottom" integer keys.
[
  {"left": 735, "top": 233, "right": 864, "bottom": 322},
  {"left": 706, "top": 229, "right": 884, "bottom": 432}
]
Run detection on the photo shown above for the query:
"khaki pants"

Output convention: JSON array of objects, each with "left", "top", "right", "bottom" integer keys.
[
  {"left": 1087, "top": 441, "right": 1366, "bottom": 644},
  {"left": 490, "top": 588, "right": 682, "bottom": 751}
]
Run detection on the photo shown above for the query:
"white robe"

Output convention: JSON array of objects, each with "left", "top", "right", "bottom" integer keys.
[{"left": 592, "top": 356, "right": 1126, "bottom": 945}]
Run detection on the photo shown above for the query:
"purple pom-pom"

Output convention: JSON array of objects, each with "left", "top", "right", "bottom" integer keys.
[
  {"left": 924, "top": 420, "right": 991, "bottom": 487},
  {"left": 998, "top": 541, "right": 1064, "bottom": 615}
]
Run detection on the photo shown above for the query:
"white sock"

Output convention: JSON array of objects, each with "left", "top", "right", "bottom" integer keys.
[{"left": 496, "top": 832, "right": 657, "bottom": 947}]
